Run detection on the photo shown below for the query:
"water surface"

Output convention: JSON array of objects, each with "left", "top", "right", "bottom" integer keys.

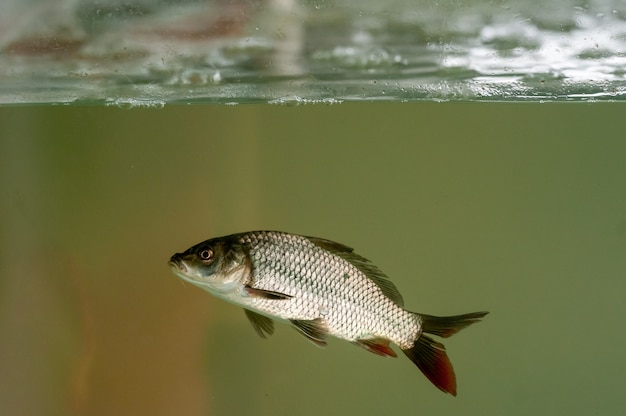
[{"left": 1, "top": 0, "right": 626, "bottom": 104}]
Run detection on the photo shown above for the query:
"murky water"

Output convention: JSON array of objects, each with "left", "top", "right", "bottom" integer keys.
[{"left": 1, "top": 103, "right": 625, "bottom": 415}]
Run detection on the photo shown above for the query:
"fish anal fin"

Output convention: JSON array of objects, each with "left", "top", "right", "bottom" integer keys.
[
  {"left": 421, "top": 311, "right": 488, "bottom": 338},
  {"left": 355, "top": 337, "right": 397, "bottom": 358},
  {"left": 244, "top": 285, "right": 292, "bottom": 300},
  {"left": 244, "top": 309, "right": 274, "bottom": 338},
  {"left": 290, "top": 318, "right": 328, "bottom": 348},
  {"left": 402, "top": 335, "right": 457, "bottom": 396}
]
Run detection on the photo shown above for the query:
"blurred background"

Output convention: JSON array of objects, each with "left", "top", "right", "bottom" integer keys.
[{"left": 1, "top": 1, "right": 626, "bottom": 416}]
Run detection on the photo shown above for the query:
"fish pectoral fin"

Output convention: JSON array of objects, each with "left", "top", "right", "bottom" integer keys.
[
  {"left": 290, "top": 318, "right": 328, "bottom": 348},
  {"left": 354, "top": 337, "right": 397, "bottom": 358},
  {"left": 244, "top": 309, "right": 275, "bottom": 338},
  {"left": 244, "top": 285, "right": 292, "bottom": 300}
]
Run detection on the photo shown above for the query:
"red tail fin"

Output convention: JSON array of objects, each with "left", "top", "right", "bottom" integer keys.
[
  {"left": 402, "top": 335, "right": 457, "bottom": 395},
  {"left": 402, "top": 311, "right": 488, "bottom": 396}
]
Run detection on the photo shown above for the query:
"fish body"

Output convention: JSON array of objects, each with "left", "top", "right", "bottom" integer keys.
[{"left": 169, "top": 230, "right": 487, "bottom": 396}]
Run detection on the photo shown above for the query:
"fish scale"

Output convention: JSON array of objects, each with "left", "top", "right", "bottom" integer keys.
[
  {"left": 241, "top": 231, "right": 415, "bottom": 345},
  {"left": 169, "top": 230, "right": 488, "bottom": 396}
]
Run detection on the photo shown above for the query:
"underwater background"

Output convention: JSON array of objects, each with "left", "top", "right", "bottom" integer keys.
[{"left": 2, "top": 103, "right": 625, "bottom": 415}]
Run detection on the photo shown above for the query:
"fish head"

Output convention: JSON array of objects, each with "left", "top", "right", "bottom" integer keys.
[{"left": 169, "top": 237, "right": 250, "bottom": 294}]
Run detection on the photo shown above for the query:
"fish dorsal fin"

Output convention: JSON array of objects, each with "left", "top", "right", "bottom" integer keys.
[
  {"left": 307, "top": 237, "right": 405, "bottom": 307},
  {"left": 244, "top": 309, "right": 275, "bottom": 338}
]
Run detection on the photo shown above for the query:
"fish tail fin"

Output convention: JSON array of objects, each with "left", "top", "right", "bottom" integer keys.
[
  {"left": 402, "top": 311, "right": 488, "bottom": 396},
  {"left": 421, "top": 311, "right": 489, "bottom": 338},
  {"left": 402, "top": 334, "right": 457, "bottom": 396}
]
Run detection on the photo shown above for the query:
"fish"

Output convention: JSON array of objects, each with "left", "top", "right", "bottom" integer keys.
[{"left": 169, "top": 230, "right": 487, "bottom": 396}]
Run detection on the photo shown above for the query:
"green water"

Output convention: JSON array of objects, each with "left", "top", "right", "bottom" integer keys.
[{"left": 1, "top": 103, "right": 625, "bottom": 415}]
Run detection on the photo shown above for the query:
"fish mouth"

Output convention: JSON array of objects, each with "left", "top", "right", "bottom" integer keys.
[{"left": 168, "top": 255, "right": 187, "bottom": 273}]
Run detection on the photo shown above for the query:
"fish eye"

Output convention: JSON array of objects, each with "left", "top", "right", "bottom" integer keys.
[{"left": 199, "top": 247, "right": 213, "bottom": 261}]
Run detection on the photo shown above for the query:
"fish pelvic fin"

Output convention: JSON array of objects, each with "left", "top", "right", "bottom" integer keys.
[
  {"left": 290, "top": 318, "right": 328, "bottom": 348},
  {"left": 402, "top": 311, "right": 488, "bottom": 396},
  {"left": 244, "top": 309, "right": 275, "bottom": 338}
]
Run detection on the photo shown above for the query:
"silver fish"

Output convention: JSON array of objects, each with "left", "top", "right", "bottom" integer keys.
[{"left": 169, "top": 230, "right": 487, "bottom": 395}]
